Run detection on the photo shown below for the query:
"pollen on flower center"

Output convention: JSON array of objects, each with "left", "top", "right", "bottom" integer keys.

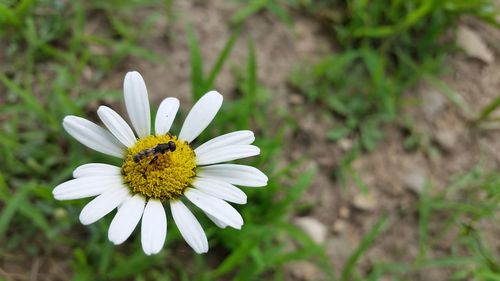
[{"left": 121, "top": 134, "right": 196, "bottom": 201}]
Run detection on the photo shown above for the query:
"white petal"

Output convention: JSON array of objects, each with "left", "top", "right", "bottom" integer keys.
[
  {"left": 79, "top": 186, "right": 129, "bottom": 225},
  {"left": 155, "top": 97, "right": 180, "bottom": 135},
  {"left": 193, "top": 177, "right": 247, "bottom": 204},
  {"left": 197, "top": 164, "right": 268, "bottom": 187},
  {"left": 194, "top": 130, "right": 255, "bottom": 156},
  {"left": 205, "top": 212, "right": 227, "bottom": 229},
  {"left": 124, "top": 71, "right": 151, "bottom": 138},
  {"left": 196, "top": 145, "right": 260, "bottom": 166},
  {"left": 73, "top": 163, "right": 121, "bottom": 178},
  {"left": 108, "top": 194, "right": 145, "bottom": 245},
  {"left": 178, "top": 91, "right": 223, "bottom": 143},
  {"left": 97, "top": 106, "right": 137, "bottom": 147},
  {"left": 63, "top": 116, "right": 125, "bottom": 158},
  {"left": 185, "top": 188, "right": 243, "bottom": 230},
  {"left": 53, "top": 176, "right": 124, "bottom": 200},
  {"left": 170, "top": 200, "right": 208, "bottom": 254},
  {"left": 141, "top": 199, "right": 167, "bottom": 255}
]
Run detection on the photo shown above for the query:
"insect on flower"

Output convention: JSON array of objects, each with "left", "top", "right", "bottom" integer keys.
[{"left": 133, "top": 141, "right": 176, "bottom": 163}]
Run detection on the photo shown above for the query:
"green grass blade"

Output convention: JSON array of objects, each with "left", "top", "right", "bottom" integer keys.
[
  {"left": 231, "top": 0, "right": 268, "bottom": 25},
  {"left": 0, "top": 183, "right": 32, "bottom": 238},
  {"left": 0, "top": 4, "right": 20, "bottom": 26},
  {"left": 106, "top": 253, "right": 161, "bottom": 279},
  {"left": 475, "top": 95, "right": 500, "bottom": 124},
  {"left": 246, "top": 38, "right": 257, "bottom": 100},
  {"left": 186, "top": 25, "right": 205, "bottom": 100},
  {"left": 205, "top": 28, "right": 241, "bottom": 91},
  {"left": 340, "top": 215, "right": 392, "bottom": 281},
  {"left": 417, "top": 180, "right": 431, "bottom": 261},
  {"left": 0, "top": 74, "right": 58, "bottom": 128},
  {"left": 427, "top": 76, "right": 472, "bottom": 118},
  {"left": 211, "top": 239, "right": 258, "bottom": 277}
]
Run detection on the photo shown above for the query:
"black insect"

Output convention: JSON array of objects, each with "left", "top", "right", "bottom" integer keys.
[{"left": 133, "top": 141, "right": 176, "bottom": 163}]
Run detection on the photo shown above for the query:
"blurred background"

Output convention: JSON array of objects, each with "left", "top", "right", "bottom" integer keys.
[{"left": 1, "top": 0, "right": 500, "bottom": 280}]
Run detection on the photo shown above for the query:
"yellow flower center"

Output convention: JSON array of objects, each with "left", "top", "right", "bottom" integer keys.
[{"left": 121, "top": 134, "right": 196, "bottom": 201}]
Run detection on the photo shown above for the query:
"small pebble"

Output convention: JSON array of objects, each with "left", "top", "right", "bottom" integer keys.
[
  {"left": 339, "top": 206, "right": 350, "bottom": 219},
  {"left": 457, "top": 25, "right": 494, "bottom": 64},
  {"left": 403, "top": 168, "right": 426, "bottom": 195},
  {"left": 352, "top": 193, "right": 377, "bottom": 211},
  {"left": 293, "top": 217, "right": 328, "bottom": 244}
]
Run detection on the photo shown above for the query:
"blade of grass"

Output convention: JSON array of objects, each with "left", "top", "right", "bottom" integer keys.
[
  {"left": 276, "top": 223, "right": 337, "bottom": 279},
  {"left": 211, "top": 238, "right": 259, "bottom": 278},
  {"left": 0, "top": 183, "right": 32, "bottom": 238},
  {"left": 0, "top": 74, "right": 58, "bottom": 128},
  {"left": 0, "top": 4, "right": 20, "bottom": 26},
  {"left": 204, "top": 27, "right": 241, "bottom": 91},
  {"left": 237, "top": 37, "right": 258, "bottom": 128},
  {"left": 475, "top": 95, "right": 500, "bottom": 124},
  {"left": 417, "top": 180, "right": 431, "bottom": 262},
  {"left": 246, "top": 38, "right": 257, "bottom": 101},
  {"left": 340, "top": 214, "right": 392, "bottom": 281},
  {"left": 231, "top": 0, "right": 268, "bottom": 25},
  {"left": 106, "top": 252, "right": 161, "bottom": 279},
  {"left": 426, "top": 76, "right": 472, "bottom": 118},
  {"left": 186, "top": 25, "right": 205, "bottom": 100}
]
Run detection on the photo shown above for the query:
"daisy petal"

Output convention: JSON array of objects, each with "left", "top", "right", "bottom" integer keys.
[
  {"left": 97, "top": 106, "right": 137, "bottom": 147},
  {"left": 73, "top": 163, "right": 121, "bottom": 178},
  {"left": 63, "top": 116, "right": 125, "bottom": 158},
  {"left": 141, "top": 199, "right": 167, "bottom": 255},
  {"left": 197, "top": 164, "right": 268, "bottom": 187},
  {"left": 194, "top": 131, "right": 255, "bottom": 156},
  {"left": 178, "top": 91, "right": 223, "bottom": 143},
  {"left": 79, "top": 186, "right": 129, "bottom": 225},
  {"left": 205, "top": 212, "right": 227, "bottom": 229},
  {"left": 108, "top": 194, "right": 145, "bottom": 245},
  {"left": 170, "top": 200, "right": 208, "bottom": 254},
  {"left": 124, "top": 71, "right": 151, "bottom": 138},
  {"left": 196, "top": 145, "right": 260, "bottom": 166},
  {"left": 193, "top": 177, "right": 247, "bottom": 204},
  {"left": 155, "top": 97, "right": 180, "bottom": 135},
  {"left": 53, "top": 176, "right": 124, "bottom": 200},
  {"left": 185, "top": 188, "right": 243, "bottom": 229}
]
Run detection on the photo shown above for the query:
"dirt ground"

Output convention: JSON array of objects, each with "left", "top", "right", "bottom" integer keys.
[
  {"left": 288, "top": 18, "right": 500, "bottom": 281},
  {"left": 108, "top": 2, "right": 500, "bottom": 280}
]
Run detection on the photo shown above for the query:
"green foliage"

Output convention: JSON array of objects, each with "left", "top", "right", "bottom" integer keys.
[
  {"left": 1, "top": 0, "right": 162, "bottom": 76},
  {"left": 290, "top": 49, "right": 404, "bottom": 152}
]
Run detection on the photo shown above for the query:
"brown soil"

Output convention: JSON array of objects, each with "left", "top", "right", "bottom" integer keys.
[{"left": 289, "top": 18, "right": 500, "bottom": 280}]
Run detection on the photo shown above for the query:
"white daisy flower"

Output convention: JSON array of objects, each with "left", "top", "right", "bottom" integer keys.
[{"left": 53, "top": 71, "right": 268, "bottom": 255}]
